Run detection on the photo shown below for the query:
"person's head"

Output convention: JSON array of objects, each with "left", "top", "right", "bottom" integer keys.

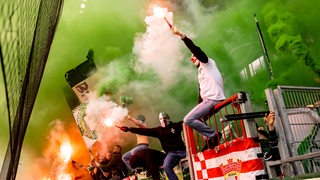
[
  {"left": 159, "top": 112, "right": 171, "bottom": 127},
  {"left": 113, "top": 145, "right": 121, "bottom": 153},
  {"left": 136, "top": 114, "right": 145, "bottom": 123},
  {"left": 105, "top": 151, "right": 112, "bottom": 160},
  {"left": 190, "top": 54, "right": 200, "bottom": 67}
]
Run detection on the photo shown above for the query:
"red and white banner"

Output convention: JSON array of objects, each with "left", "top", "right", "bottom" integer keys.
[{"left": 192, "top": 138, "right": 265, "bottom": 180}]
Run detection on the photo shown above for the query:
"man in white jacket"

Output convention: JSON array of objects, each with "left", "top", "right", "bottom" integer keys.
[{"left": 171, "top": 28, "right": 225, "bottom": 148}]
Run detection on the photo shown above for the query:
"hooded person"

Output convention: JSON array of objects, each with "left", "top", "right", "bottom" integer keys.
[
  {"left": 119, "top": 112, "right": 186, "bottom": 180},
  {"left": 159, "top": 112, "right": 171, "bottom": 127},
  {"left": 122, "top": 114, "right": 149, "bottom": 175}
]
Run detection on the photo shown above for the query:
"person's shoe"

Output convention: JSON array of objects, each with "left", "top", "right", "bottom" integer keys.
[
  {"left": 208, "top": 132, "right": 222, "bottom": 149},
  {"left": 202, "top": 132, "right": 222, "bottom": 151}
]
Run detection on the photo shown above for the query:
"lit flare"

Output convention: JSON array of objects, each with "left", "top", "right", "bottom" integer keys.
[
  {"left": 60, "top": 141, "right": 72, "bottom": 163},
  {"left": 152, "top": 6, "right": 172, "bottom": 28},
  {"left": 103, "top": 118, "right": 114, "bottom": 127},
  {"left": 153, "top": 6, "right": 165, "bottom": 18}
]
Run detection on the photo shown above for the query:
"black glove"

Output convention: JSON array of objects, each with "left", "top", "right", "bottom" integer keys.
[{"left": 120, "top": 126, "right": 130, "bottom": 132}]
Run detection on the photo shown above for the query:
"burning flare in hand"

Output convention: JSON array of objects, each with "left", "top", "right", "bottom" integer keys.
[
  {"left": 103, "top": 118, "right": 114, "bottom": 127},
  {"left": 153, "top": 6, "right": 165, "bottom": 18},
  {"left": 152, "top": 6, "right": 173, "bottom": 28}
]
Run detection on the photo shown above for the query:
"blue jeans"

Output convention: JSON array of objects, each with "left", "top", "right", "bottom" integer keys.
[
  {"left": 184, "top": 99, "right": 222, "bottom": 137},
  {"left": 122, "top": 144, "right": 148, "bottom": 172},
  {"left": 163, "top": 150, "right": 186, "bottom": 180}
]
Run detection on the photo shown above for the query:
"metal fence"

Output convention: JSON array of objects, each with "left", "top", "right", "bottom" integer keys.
[
  {"left": 0, "top": 0, "right": 63, "bottom": 179},
  {"left": 265, "top": 86, "right": 320, "bottom": 178}
]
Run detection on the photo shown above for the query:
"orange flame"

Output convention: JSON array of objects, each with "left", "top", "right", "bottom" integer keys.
[
  {"left": 57, "top": 174, "right": 72, "bottom": 180},
  {"left": 60, "top": 141, "right": 72, "bottom": 163}
]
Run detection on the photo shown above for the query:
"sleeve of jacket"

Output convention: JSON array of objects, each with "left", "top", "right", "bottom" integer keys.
[
  {"left": 268, "top": 127, "right": 280, "bottom": 160},
  {"left": 182, "top": 36, "right": 208, "bottom": 63},
  {"left": 177, "top": 121, "right": 184, "bottom": 131},
  {"left": 268, "top": 128, "right": 278, "bottom": 148}
]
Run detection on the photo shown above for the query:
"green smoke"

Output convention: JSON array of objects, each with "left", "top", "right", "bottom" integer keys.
[
  {"left": 263, "top": 2, "right": 320, "bottom": 76},
  {"left": 23, "top": 0, "right": 320, "bottom": 152},
  {"left": 22, "top": 0, "right": 149, "bottom": 153},
  {"left": 3, "top": 0, "right": 318, "bottom": 178},
  {"left": 175, "top": 0, "right": 320, "bottom": 104}
]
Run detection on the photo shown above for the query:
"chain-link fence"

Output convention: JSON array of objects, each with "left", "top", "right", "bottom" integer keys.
[{"left": 0, "top": 0, "right": 63, "bottom": 179}]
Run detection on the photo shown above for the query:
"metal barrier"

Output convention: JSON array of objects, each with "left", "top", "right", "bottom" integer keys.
[
  {"left": 183, "top": 92, "right": 267, "bottom": 180},
  {"left": 265, "top": 86, "right": 320, "bottom": 178}
]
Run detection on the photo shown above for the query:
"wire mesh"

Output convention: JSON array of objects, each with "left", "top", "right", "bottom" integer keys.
[{"left": 0, "top": 0, "right": 63, "bottom": 179}]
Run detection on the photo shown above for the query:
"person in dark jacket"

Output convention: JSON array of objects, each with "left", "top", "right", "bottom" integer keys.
[
  {"left": 129, "top": 148, "right": 167, "bottom": 180},
  {"left": 258, "top": 111, "right": 281, "bottom": 176},
  {"left": 90, "top": 151, "right": 112, "bottom": 180},
  {"left": 258, "top": 111, "right": 280, "bottom": 161},
  {"left": 120, "top": 112, "right": 186, "bottom": 180},
  {"left": 91, "top": 145, "right": 128, "bottom": 180},
  {"left": 171, "top": 28, "right": 225, "bottom": 149}
]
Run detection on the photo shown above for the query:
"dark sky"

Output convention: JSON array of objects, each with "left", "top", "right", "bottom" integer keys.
[{"left": 1, "top": 0, "right": 319, "bottom": 179}]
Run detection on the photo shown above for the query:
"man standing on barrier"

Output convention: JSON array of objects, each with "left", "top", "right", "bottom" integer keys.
[{"left": 171, "top": 28, "right": 225, "bottom": 149}]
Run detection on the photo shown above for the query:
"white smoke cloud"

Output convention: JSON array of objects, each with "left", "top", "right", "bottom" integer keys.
[
  {"left": 132, "top": 8, "right": 184, "bottom": 87},
  {"left": 84, "top": 94, "right": 129, "bottom": 142},
  {"left": 86, "top": 95, "right": 127, "bottom": 123}
]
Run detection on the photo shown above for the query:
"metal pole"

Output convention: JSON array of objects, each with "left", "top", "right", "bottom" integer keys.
[{"left": 254, "top": 14, "right": 274, "bottom": 80}]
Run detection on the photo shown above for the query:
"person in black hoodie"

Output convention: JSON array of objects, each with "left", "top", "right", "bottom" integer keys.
[{"left": 120, "top": 112, "right": 186, "bottom": 180}]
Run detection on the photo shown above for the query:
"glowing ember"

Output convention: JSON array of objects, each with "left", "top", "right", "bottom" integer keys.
[
  {"left": 40, "top": 178, "right": 50, "bottom": 180},
  {"left": 103, "top": 118, "right": 114, "bottom": 127},
  {"left": 153, "top": 6, "right": 166, "bottom": 18},
  {"left": 57, "top": 174, "right": 72, "bottom": 180},
  {"left": 60, "top": 141, "right": 72, "bottom": 163}
]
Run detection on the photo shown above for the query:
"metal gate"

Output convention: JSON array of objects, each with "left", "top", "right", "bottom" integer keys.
[{"left": 265, "top": 86, "right": 320, "bottom": 178}]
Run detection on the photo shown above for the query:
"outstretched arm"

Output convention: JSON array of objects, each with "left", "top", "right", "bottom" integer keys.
[
  {"left": 171, "top": 28, "right": 208, "bottom": 63},
  {"left": 127, "top": 115, "right": 146, "bottom": 128},
  {"left": 119, "top": 126, "right": 159, "bottom": 138}
]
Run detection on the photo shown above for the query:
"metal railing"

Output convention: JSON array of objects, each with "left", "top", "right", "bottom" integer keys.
[
  {"left": 265, "top": 86, "right": 320, "bottom": 178},
  {"left": 183, "top": 92, "right": 267, "bottom": 179}
]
